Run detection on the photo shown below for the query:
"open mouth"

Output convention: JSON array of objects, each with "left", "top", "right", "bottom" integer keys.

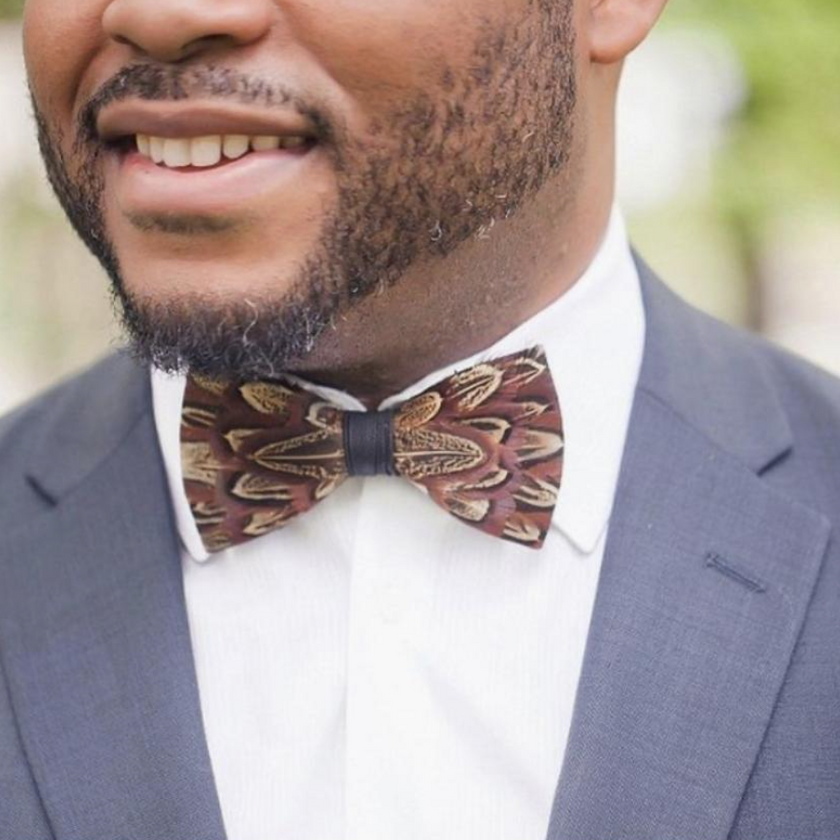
[
  {"left": 97, "top": 104, "right": 327, "bottom": 217},
  {"left": 108, "top": 132, "right": 318, "bottom": 172}
]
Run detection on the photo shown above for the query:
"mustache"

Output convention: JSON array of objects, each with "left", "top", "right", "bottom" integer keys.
[{"left": 75, "top": 63, "right": 333, "bottom": 152}]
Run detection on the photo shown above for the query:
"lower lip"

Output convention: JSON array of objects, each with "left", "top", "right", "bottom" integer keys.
[{"left": 108, "top": 145, "right": 319, "bottom": 217}]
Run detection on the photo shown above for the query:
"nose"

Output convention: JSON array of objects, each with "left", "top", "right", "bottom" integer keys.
[{"left": 102, "top": 0, "right": 274, "bottom": 63}]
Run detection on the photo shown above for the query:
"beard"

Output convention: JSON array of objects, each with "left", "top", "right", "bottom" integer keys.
[{"left": 32, "top": 1, "right": 576, "bottom": 383}]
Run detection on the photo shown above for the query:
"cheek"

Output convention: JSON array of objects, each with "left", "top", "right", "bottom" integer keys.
[
  {"left": 23, "top": 0, "right": 107, "bottom": 127},
  {"left": 288, "top": 0, "right": 507, "bottom": 106}
]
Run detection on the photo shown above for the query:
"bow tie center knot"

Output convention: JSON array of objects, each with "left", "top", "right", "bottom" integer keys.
[{"left": 342, "top": 409, "right": 397, "bottom": 477}]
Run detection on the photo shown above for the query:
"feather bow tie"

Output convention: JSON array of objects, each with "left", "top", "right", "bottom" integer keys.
[{"left": 181, "top": 346, "right": 564, "bottom": 553}]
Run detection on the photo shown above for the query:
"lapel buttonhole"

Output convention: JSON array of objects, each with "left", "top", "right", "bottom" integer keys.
[{"left": 705, "top": 551, "right": 768, "bottom": 594}]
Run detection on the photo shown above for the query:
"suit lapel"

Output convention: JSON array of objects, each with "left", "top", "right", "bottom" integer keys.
[
  {"left": 546, "top": 267, "right": 831, "bottom": 839},
  {"left": 0, "top": 358, "right": 226, "bottom": 840}
]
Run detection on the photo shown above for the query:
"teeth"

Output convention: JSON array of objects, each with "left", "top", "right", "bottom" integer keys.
[
  {"left": 134, "top": 133, "right": 309, "bottom": 168},
  {"left": 149, "top": 136, "right": 165, "bottom": 165},
  {"left": 191, "top": 136, "right": 222, "bottom": 168},
  {"left": 223, "top": 135, "right": 250, "bottom": 160},
  {"left": 252, "top": 135, "right": 281, "bottom": 152},
  {"left": 163, "top": 138, "right": 192, "bottom": 168}
]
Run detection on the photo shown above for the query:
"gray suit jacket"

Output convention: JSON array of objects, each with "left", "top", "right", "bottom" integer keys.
[{"left": 1, "top": 262, "right": 838, "bottom": 840}]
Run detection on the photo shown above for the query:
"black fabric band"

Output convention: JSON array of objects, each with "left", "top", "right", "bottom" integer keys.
[{"left": 342, "top": 410, "right": 396, "bottom": 477}]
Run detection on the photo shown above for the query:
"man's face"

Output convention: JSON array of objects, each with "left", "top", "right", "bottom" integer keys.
[{"left": 23, "top": 0, "right": 577, "bottom": 380}]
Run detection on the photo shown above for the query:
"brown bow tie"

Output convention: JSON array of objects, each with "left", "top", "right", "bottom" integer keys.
[{"left": 181, "top": 346, "right": 564, "bottom": 553}]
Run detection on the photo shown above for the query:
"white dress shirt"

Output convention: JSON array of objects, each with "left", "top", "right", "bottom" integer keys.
[{"left": 151, "top": 205, "right": 645, "bottom": 840}]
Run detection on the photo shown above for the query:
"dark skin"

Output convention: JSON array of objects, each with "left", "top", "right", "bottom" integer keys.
[{"left": 24, "top": 0, "right": 668, "bottom": 408}]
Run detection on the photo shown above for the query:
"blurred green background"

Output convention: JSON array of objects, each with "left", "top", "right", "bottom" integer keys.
[{"left": 1, "top": 0, "right": 838, "bottom": 411}]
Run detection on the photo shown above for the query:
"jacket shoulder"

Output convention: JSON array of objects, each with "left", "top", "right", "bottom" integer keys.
[
  {"left": 638, "top": 258, "right": 840, "bottom": 436},
  {"left": 0, "top": 350, "right": 137, "bottom": 448},
  {"left": 703, "top": 304, "right": 840, "bottom": 438},
  {"left": 672, "top": 291, "right": 840, "bottom": 511},
  {"left": 0, "top": 350, "right": 150, "bottom": 520},
  {"left": 752, "top": 330, "right": 840, "bottom": 500},
  {"left": 684, "top": 289, "right": 840, "bottom": 406},
  {"left": 751, "top": 330, "right": 840, "bottom": 421}
]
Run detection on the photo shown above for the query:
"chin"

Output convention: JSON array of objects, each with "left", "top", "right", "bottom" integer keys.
[
  {"left": 120, "top": 260, "right": 302, "bottom": 308},
  {"left": 102, "top": 180, "right": 329, "bottom": 303},
  {"left": 110, "top": 229, "right": 312, "bottom": 306}
]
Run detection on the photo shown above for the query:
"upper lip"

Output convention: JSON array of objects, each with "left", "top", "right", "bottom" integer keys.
[{"left": 96, "top": 101, "right": 318, "bottom": 143}]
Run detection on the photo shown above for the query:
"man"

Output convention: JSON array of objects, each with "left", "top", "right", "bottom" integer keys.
[{"left": 0, "top": 0, "right": 838, "bottom": 837}]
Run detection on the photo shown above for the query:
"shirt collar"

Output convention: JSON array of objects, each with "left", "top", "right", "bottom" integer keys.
[{"left": 152, "top": 204, "right": 645, "bottom": 561}]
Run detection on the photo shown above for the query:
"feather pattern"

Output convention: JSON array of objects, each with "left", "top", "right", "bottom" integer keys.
[{"left": 181, "top": 345, "right": 563, "bottom": 552}]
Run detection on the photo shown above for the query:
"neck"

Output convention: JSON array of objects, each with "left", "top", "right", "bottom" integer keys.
[{"left": 290, "top": 173, "right": 615, "bottom": 410}]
